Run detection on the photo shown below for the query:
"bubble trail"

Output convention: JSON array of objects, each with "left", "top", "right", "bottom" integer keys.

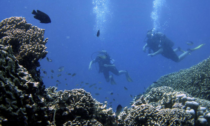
[
  {"left": 151, "top": 0, "right": 166, "bottom": 32},
  {"left": 92, "top": 0, "right": 109, "bottom": 33}
]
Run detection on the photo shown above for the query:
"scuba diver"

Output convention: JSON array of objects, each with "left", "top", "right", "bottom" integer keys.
[
  {"left": 88, "top": 50, "right": 133, "bottom": 84},
  {"left": 143, "top": 29, "right": 204, "bottom": 62}
]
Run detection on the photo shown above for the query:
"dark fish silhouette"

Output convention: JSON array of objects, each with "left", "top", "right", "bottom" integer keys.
[
  {"left": 32, "top": 10, "right": 51, "bottom": 23},
  {"left": 43, "top": 71, "right": 47, "bottom": 75},
  {"left": 186, "top": 41, "right": 194, "bottom": 46},
  {"left": 116, "top": 104, "right": 122, "bottom": 117},
  {"left": 72, "top": 73, "right": 76, "bottom": 76},
  {"left": 95, "top": 93, "right": 100, "bottom": 96},
  {"left": 96, "top": 30, "right": 100, "bottom": 37},
  {"left": 46, "top": 57, "right": 52, "bottom": 62}
]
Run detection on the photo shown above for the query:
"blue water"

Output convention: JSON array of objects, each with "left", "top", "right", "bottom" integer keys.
[{"left": 1, "top": 0, "right": 210, "bottom": 111}]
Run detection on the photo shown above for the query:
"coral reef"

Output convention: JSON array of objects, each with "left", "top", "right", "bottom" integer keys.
[
  {"left": 119, "top": 86, "right": 210, "bottom": 126},
  {"left": 0, "top": 17, "right": 48, "bottom": 81},
  {"left": 45, "top": 87, "right": 117, "bottom": 126},
  {"left": 146, "top": 57, "right": 210, "bottom": 100},
  {"left": 1, "top": 16, "right": 210, "bottom": 126},
  {"left": 0, "top": 44, "right": 48, "bottom": 126}
]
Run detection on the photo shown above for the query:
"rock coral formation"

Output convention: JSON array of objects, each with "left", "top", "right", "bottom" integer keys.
[
  {"left": 0, "top": 17, "right": 48, "bottom": 81},
  {"left": 0, "top": 44, "right": 48, "bottom": 126},
  {"left": 119, "top": 86, "right": 210, "bottom": 126},
  {"left": 1, "top": 17, "right": 210, "bottom": 126},
  {"left": 45, "top": 87, "right": 117, "bottom": 126},
  {"left": 146, "top": 57, "right": 210, "bottom": 100}
]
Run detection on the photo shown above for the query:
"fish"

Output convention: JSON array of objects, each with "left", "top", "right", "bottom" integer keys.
[
  {"left": 85, "top": 83, "right": 89, "bottom": 85},
  {"left": 46, "top": 57, "right": 52, "bottom": 62},
  {"left": 67, "top": 73, "right": 71, "bottom": 75},
  {"left": 98, "top": 88, "right": 102, "bottom": 90},
  {"left": 105, "top": 97, "right": 109, "bottom": 100},
  {"left": 65, "top": 78, "right": 67, "bottom": 81},
  {"left": 124, "top": 87, "right": 128, "bottom": 90},
  {"left": 186, "top": 41, "right": 194, "bottom": 46},
  {"left": 56, "top": 80, "right": 60, "bottom": 83},
  {"left": 95, "top": 93, "right": 100, "bottom": 96},
  {"left": 113, "top": 99, "right": 115, "bottom": 101},
  {"left": 43, "top": 71, "right": 47, "bottom": 75},
  {"left": 57, "top": 74, "right": 61, "bottom": 77},
  {"left": 81, "top": 81, "right": 84, "bottom": 84},
  {"left": 32, "top": 10, "right": 51, "bottom": 23},
  {"left": 130, "top": 95, "right": 133, "bottom": 98},
  {"left": 51, "top": 70, "right": 54, "bottom": 73},
  {"left": 58, "top": 66, "right": 64, "bottom": 72},
  {"left": 96, "top": 30, "right": 100, "bottom": 37},
  {"left": 110, "top": 92, "right": 113, "bottom": 95},
  {"left": 76, "top": 84, "right": 80, "bottom": 87},
  {"left": 72, "top": 73, "right": 76, "bottom": 76},
  {"left": 89, "top": 83, "right": 96, "bottom": 88},
  {"left": 51, "top": 76, "right": 53, "bottom": 79},
  {"left": 66, "top": 83, "right": 68, "bottom": 86},
  {"left": 116, "top": 104, "right": 123, "bottom": 117}
]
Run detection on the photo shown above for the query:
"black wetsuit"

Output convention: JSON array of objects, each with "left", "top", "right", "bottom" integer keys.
[
  {"left": 147, "top": 33, "right": 179, "bottom": 62},
  {"left": 94, "top": 53, "right": 119, "bottom": 81}
]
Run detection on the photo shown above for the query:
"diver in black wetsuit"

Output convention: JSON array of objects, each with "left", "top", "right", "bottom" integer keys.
[
  {"left": 143, "top": 30, "right": 204, "bottom": 62},
  {"left": 89, "top": 50, "right": 132, "bottom": 84}
]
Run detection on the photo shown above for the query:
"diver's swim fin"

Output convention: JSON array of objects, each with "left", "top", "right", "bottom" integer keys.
[
  {"left": 188, "top": 44, "right": 205, "bottom": 55},
  {"left": 191, "top": 44, "right": 205, "bottom": 51}
]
